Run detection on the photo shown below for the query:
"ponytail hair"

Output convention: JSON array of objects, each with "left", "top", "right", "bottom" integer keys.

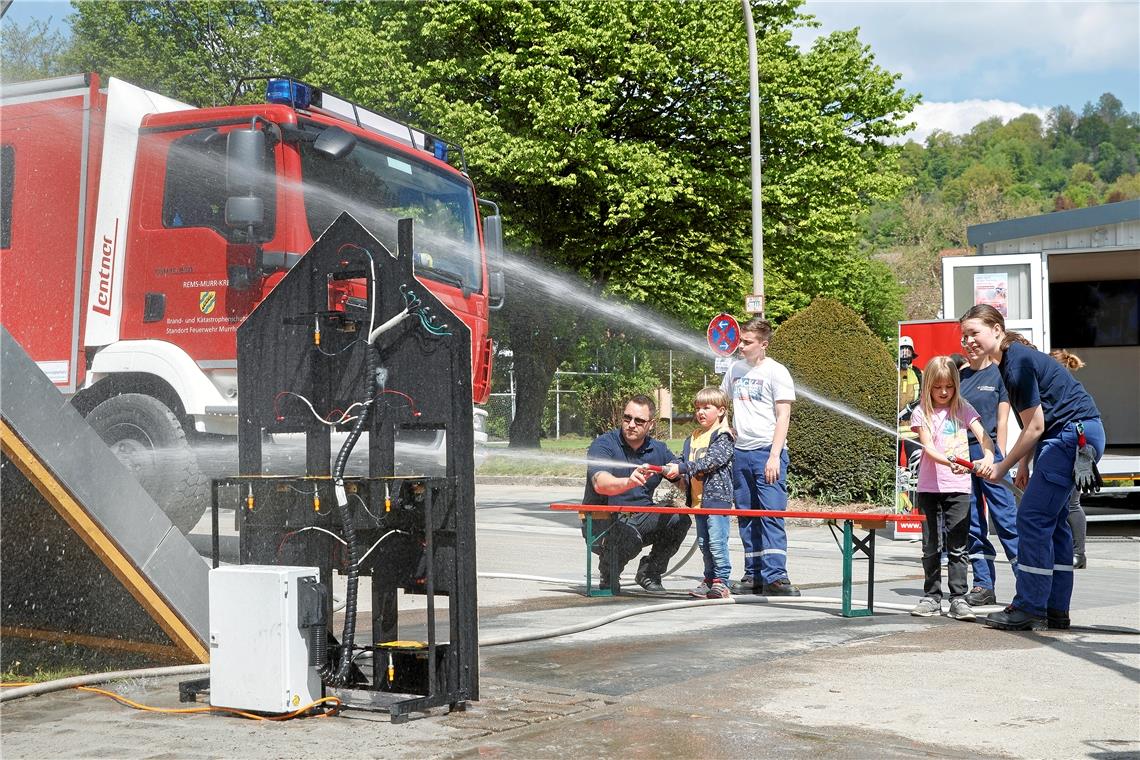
[
  {"left": 959, "top": 303, "right": 1037, "bottom": 350},
  {"left": 1050, "top": 348, "right": 1085, "bottom": 371},
  {"left": 1004, "top": 332, "right": 1036, "bottom": 350}
]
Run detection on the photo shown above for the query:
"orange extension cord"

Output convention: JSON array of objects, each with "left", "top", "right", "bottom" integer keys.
[{"left": 1, "top": 681, "right": 340, "bottom": 720}]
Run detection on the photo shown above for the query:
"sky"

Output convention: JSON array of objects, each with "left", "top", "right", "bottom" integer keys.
[
  {"left": 4, "top": 0, "right": 1139, "bottom": 144},
  {"left": 792, "top": 0, "right": 1140, "bottom": 143}
]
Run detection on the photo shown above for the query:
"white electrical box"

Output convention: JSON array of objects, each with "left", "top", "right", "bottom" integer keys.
[{"left": 209, "top": 565, "right": 323, "bottom": 713}]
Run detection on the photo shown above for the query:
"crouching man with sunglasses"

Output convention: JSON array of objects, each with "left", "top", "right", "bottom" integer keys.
[{"left": 583, "top": 394, "right": 688, "bottom": 593}]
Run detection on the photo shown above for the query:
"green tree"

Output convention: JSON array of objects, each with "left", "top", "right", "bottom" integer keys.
[
  {"left": 64, "top": 0, "right": 916, "bottom": 447},
  {"left": 65, "top": 1, "right": 271, "bottom": 107},
  {"left": 1105, "top": 173, "right": 1140, "bottom": 203},
  {"left": 869, "top": 92, "right": 1139, "bottom": 322},
  {"left": 0, "top": 17, "right": 73, "bottom": 83},
  {"left": 262, "top": 0, "right": 915, "bottom": 445}
]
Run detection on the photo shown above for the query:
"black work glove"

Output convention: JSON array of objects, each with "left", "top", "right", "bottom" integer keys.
[{"left": 1073, "top": 440, "right": 1102, "bottom": 495}]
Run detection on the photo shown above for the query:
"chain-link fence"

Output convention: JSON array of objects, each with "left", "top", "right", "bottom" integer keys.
[
  {"left": 485, "top": 378, "right": 592, "bottom": 442},
  {"left": 484, "top": 351, "right": 721, "bottom": 443}
]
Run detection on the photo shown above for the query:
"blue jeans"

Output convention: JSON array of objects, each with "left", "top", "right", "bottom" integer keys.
[
  {"left": 1012, "top": 419, "right": 1104, "bottom": 616},
  {"left": 733, "top": 446, "right": 790, "bottom": 584},
  {"left": 967, "top": 443, "right": 1019, "bottom": 591},
  {"left": 697, "top": 512, "right": 732, "bottom": 583}
]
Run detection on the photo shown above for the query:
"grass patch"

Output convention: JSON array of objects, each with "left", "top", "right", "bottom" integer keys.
[{"left": 2, "top": 663, "right": 86, "bottom": 684}]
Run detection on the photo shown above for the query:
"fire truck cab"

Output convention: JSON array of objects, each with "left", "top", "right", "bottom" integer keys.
[{"left": 1, "top": 73, "right": 502, "bottom": 530}]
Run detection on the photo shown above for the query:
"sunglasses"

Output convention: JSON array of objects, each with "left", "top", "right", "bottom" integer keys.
[{"left": 622, "top": 413, "right": 651, "bottom": 426}]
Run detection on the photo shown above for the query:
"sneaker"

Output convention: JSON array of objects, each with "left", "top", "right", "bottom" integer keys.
[
  {"left": 706, "top": 580, "right": 732, "bottom": 599},
  {"left": 1047, "top": 608, "right": 1071, "bottom": 630},
  {"left": 635, "top": 565, "right": 666, "bottom": 593},
  {"left": 964, "top": 586, "right": 997, "bottom": 606},
  {"left": 1074, "top": 554, "right": 1087, "bottom": 570},
  {"left": 910, "top": 597, "right": 942, "bottom": 617},
  {"left": 985, "top": 605, "right": 1047, "bottom": 631},
  {"left": 948, "top": 598, "right": 976, "bottom": 621},
  {"left": 730, "top": 575, "right": 756, "bottom": 594},
  {"left": 689, "top": 579, "right": 713, "bottom": 598},
  {"left": 760, "top": 578, "right": 801, "bottom": 597}
]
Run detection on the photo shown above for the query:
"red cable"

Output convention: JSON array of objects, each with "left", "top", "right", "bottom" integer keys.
[{"left": 378, "top": 389, "right": 421, "bottom": 417}]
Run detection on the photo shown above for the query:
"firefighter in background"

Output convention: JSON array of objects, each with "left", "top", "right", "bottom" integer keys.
[
  {"left": 898, "top": 336, "right": 923, "bottom": 423},
  {"left": 897, "top": 336, "right": 924, "bottom": 514}
]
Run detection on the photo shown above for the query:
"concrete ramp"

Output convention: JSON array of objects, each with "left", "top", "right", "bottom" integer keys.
[{"left": 1, "top": 328, "right": 208, "bottom": 669}]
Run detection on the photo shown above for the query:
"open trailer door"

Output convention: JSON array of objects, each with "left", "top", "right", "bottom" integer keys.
[{"left": 942, "top": 252, "right": 1047, "bottom": 349}]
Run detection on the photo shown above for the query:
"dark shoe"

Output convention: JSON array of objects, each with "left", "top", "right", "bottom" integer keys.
[
  {"left": 1074, "top": 554, "right": 1087, "bottom": 570},
  {"left": 1047, "top": 608, "right": 1071, "bottom": 630},
  {"left": 730, "top": 575, "right": 756, "bottom": 593},
  {"left": 985, "top": 605, "right": 1047, "bottom": 631},
  {"left": 637, "top": 576, "right": 666, "bottom": 593},
  {"left": 598, "top": 560, "right": 622, "bottom": 591},
  {"left": 964, "top": 586, "right": 997, "bottom": 606},
  {"left": 760, "top": 578, "right": 801, "bottom": 597}
]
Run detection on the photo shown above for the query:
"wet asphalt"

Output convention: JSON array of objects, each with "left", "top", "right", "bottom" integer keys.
[{"left": 1, "top": 484, "right": 1137, "bottom": 759}]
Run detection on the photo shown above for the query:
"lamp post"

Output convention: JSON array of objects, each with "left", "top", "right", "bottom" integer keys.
[{"left": 742, "top": 0, "right": 764, "bottom": 317}]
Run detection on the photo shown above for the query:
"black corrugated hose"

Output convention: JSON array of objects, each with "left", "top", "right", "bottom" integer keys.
[{"left": 319, "top": 344, "right": 378, "bottom": 687}]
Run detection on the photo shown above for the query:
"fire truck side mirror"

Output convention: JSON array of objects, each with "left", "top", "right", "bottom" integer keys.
[
  {"left": 488, "top": 270, "right": 505, "bottom": 311},
  {"left": 483, "top": 214, "right": 503, "bottom": 259},
  {"left": 313, "top": 126, "right": 356, "bottom": 160},
  {"left": 225, "top": 196, "right": 264, "bottom": 228},
  {"left": 225, "top": 129, "right": 268, "bottom": 196},
  {"left": 482, "top": 212, "right": 505, "bottom": 310}
]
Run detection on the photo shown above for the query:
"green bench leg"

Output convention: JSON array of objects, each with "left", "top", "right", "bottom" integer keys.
[
  {"left": 585, "top": 514, "right": 614, "bottom": 598},
  {"left": 841, "top": 519, "right": 876, "bottom": 618}
]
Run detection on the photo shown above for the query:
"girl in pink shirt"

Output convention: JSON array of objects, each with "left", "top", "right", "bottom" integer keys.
[{"left": 909, "top": 356, "right": 995, "bottom": 620}]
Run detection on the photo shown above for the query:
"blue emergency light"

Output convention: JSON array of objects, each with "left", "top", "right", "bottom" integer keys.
[
  {"left": 433, "top": 140, "right": 448, "bottom": 162},
  {"left": 265, "top": 78, "right": 312, "bottom": 109}
]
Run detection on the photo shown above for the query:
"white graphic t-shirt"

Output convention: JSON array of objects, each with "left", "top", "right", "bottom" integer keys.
[{"left": 720, "top": 357, "right": 796, "bottom": 450}]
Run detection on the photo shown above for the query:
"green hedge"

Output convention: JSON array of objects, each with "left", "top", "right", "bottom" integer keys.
[{"left": 769, "top": 298, "right": 896, "bottom": 504}]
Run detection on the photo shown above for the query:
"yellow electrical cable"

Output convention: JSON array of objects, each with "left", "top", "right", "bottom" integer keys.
[
  {"left": 0, "top": 682, "right": 35, "bottom": 687},
  {"left": 377, "top": 640, "right": 426, "bottom": 649},
  {"left": 75, "top": 686, "right": 341, "bottom": 720}
]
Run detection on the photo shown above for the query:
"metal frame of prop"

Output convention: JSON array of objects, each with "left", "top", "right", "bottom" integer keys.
[{"left": 209, "top": 215, "right": 478, "bottom": 722}]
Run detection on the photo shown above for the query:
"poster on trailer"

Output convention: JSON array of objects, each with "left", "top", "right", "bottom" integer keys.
[
  {"left": 894, "top": 319, "right": 964, "bottom": 539},
  {"left": 973, "top": 273, "right": 1009, "bottom": 317}
]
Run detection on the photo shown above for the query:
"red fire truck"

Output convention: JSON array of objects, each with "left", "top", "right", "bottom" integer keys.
[{"left": 0, "top": 73, "right": 502, "bottom": 530}]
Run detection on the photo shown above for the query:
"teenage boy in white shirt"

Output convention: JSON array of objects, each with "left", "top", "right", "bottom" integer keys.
[{"left": 720, "top": 318, "right": 800, "bottom": 596}]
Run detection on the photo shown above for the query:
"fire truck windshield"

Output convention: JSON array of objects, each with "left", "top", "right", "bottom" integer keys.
[{"left": 300, "top": 137, "right": 481, "bottom": 291}]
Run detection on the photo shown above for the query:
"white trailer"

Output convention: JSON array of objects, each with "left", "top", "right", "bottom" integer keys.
[{"left": 943, "top": 199, "right": 1140, "bottom": 492}]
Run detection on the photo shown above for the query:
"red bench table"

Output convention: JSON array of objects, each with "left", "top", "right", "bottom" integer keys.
[{"left": 549, "top": 504, "right": 925, "bottom": 617}]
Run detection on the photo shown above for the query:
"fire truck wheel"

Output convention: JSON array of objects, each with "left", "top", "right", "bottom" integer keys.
[{"left": 86, "top": 393, "right": 209, "bottom": 534}]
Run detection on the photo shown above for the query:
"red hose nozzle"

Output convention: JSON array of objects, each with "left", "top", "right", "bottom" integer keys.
[
  {"left": 948, "top": 455, "right": 974, "bottom": 471},
  {"left": 643, "top": 465, "right": 664, "bottom": 474}
]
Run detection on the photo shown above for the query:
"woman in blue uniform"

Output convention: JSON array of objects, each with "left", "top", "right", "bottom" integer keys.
[{"left": 959, "top": 305, "right": 1104, "bottom": 631}]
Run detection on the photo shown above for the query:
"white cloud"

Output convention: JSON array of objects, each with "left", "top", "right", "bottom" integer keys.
[
  {"left": 892, "top": 100, "right": 1051, "bottom": 144},
  {"left": 794, "top": 1, "right": 1139, "bottom": 86}
]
